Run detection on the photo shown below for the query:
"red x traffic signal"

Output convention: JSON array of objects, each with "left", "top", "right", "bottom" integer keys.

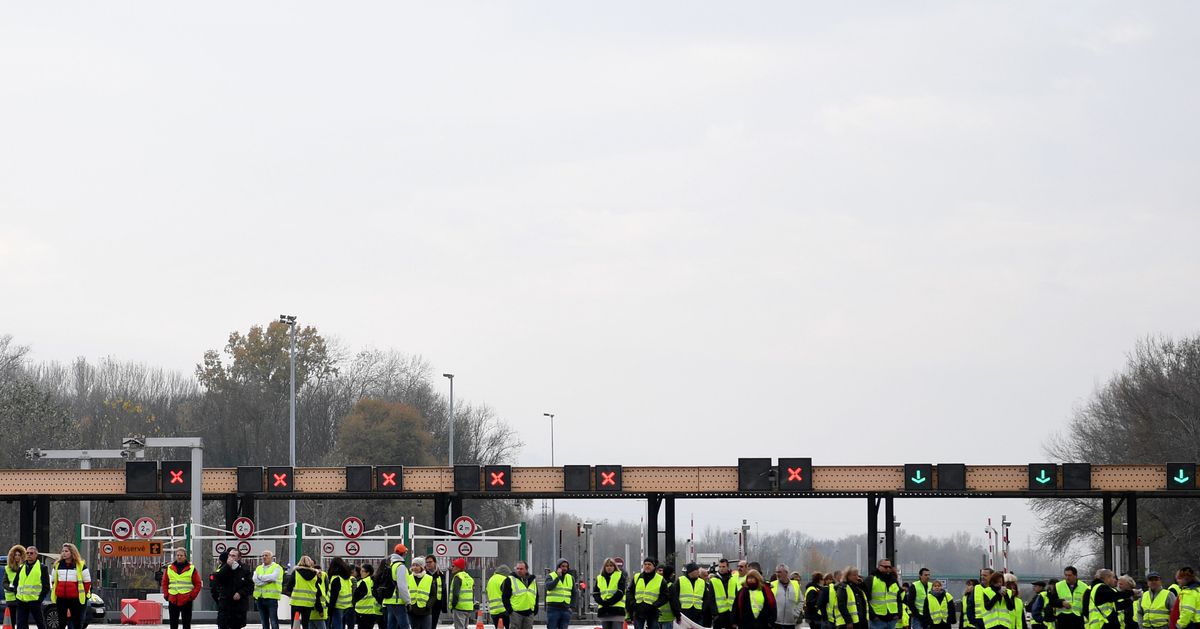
[
  {"left": 376, "top": 466, "right": 404, "bottom": 492},
  {"left": 162, "top": 460, "right": 191, "bottom": 494},
  {"left": 594, "top": 465, "right": 622, "bottom": 492},
  {"left": 777, "top": 458, "right": 813, "bottom": 491},
  {"left": 266, "top": 466, "right": 294, "bottom": 493},
  {"left": 483, "top": 465, "right": 512, "bottom": 492}
]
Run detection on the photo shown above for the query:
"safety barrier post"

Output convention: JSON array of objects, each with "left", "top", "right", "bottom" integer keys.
[
  {"left": 295, "top": 522, "right": 304, "bottom": 565},
  {"left": 518, "top": 522, "right": 527, "bottom": 562}
]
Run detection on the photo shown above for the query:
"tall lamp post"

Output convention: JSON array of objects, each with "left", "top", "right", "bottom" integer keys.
[
  {"left": 280, "top": 314, "right": 297, "bottom": 562},
  {"left": 544, "top": 412, "right": 556, "bottom": 561},
  {"left": 443, "top": 373, "right": 455, "bottom": 533}
]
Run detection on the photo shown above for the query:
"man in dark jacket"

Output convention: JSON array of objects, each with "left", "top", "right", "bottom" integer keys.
[
  {"left": 676, "top": 563, "right": 716, "bottom": 626},
  {"left": 712, "top": 560, "right": 739, "bottom": 629},
  {"left": 627, "top": 558, "right": 668, "bottom": 629},
  {"left": 424, "top": 556, "right": 446, "bottom": 629},
  {"left": 501, "top": 561, "right": 539, "bottom": 629},
  {"left": 12, "top": 546, "right": 49, "bottom": 629},
  {"left": 861, "top": 561, "right": 902, "bottom": 629},
  {"left": 214, "top": 549, "right": 255, "bottom": 629}
]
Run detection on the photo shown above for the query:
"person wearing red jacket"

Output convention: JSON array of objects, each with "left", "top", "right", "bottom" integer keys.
[
  {"left": 51, "top": 544, "right": 91, "bottom": 629},
  {"left": 161, "top": 548, "right": 202, "bottom": 629}
]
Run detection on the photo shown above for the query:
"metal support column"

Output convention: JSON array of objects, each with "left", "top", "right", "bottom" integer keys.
[
  {"left": 1103, "top": 496, "right": 1113, "bottom": 569},
  {"left": 224, "top": 496, "right": 240, "bottom": 531},
  {"left": 664, "top": 496, "right": 676, "bottom": 566},
  {"left": 867, "top": 494, "right": 879, "bottom": 571},
  {"left": 884, "top": 494, "right": 896, "bottom": 566},
  {"left": 433, "top": 495, "right": 449, "bottom": 532},
  {"left": 35, "top": 496, "right": 49, "bottom": 550},
  {"left": 450, "top": 495, "right": 463, "bottom": 523},
  {"left": 647, "top": 494, "right": 662, "bottom": 562},
  {"left": 1126, "top": 494, "right": 1140, "bottom": 578}
]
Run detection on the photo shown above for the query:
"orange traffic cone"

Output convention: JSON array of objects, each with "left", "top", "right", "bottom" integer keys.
[
  {"left": 3, "top": 606, "right": 12, "bottom": 629},
  {"left": 293, "top": 611, "right": 302, "bottom": 629},
  {"left": 497, "top": 619, "right": 505, "bottom": 629},
  {"left": 476, "top": 610, "right": 485, "bottom": 629}
]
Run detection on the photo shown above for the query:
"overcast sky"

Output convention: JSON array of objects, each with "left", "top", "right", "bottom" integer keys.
[{"left": 3, "top": 2, "right": 1199, "bottom": 554}]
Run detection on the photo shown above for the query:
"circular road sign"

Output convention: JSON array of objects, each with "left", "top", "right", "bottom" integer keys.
[
  {"left": 100, "top": 542, "right": 115, "bottom": 556},
  {"left": 236, "top": 541, "right": 252, "bottom": 556},
  {"left": 322, "top": 542, "right": 335, "bottom": 555},
  {"left": 111, "top": 517, "right": 134, "bottom": 540},
  {"left": 458, "top": 541, "right": 473, "bottom": 557},
  {"left": 346, "top": 541, "right": 361, "bottom": 556},
  {"left": 614, "top": 557, "right": 625, "bottom": 571},
  {"left": 341, "top": 516, "right": 365, "bottom": 539},
  {"left": 434, "top": 543, "right": 448, "bottom": 556},
  {"left": 232, "top": 517, "right": 255, "bottom": 539},
  {"left": 134, "top": 517, "right": 157, "bottom": 539},
  {"left": 452, "top": 515, "right": 476, "bottom": 539},
  {"left": 215, "top": 542, "right": 228, "bottom": 554}
]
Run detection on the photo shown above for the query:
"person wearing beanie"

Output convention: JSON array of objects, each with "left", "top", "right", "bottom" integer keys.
[
  {"left": 627, "top": 558, "right": 668, "bottom": 629},
  {"left": 545, "top": 559, "right": 575, "bottom": 629},
  {"left": 677, "top": 562, "right": 715, "bottom": 626},
  {"left": 485, "top": 565, "right": 512, "bottom": 629},
  {"left": 383, "top": 545, "right": 411, "bottom": 629},
  {"left": 449, "top": 559, "right": 474, "bottom": 629}
]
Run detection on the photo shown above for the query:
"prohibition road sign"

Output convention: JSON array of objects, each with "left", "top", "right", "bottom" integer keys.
[
  {"left": 323, "top": 542, "right": 335, "bottom": 554},
  {"left": 232, "top": 517, "right": 255, "bottom": 539},
  {"left": 341, "top": 516, "right": 365, "bottom": 539},
  {"left": 215, "top": 542, "right": 228, "bottom": 554},
  {"left": 100, "top": 542, "right": 115, "bottom": 556},
  {"left": 237, "top": 541, "right": 252, "bottom": 556},
  {"left": 614, "top": 557, "right": 625, "bottom": 570},
  {"left": 457, "top": 541, "right": 473, "bottom": 557},
  {"left": 111, "top": 518, "right": 133, "bottom": 540},
  {"left": 134, "top": 517, "right": 157, "bottom": 539},
  {"left": 434, "top": 543, "right": 448, "bottom": 556},
  {"left": 452, "top": 515, "right": 476, "bottom": 539},
  {"left": 345, "top": 541, "right": 361, "bottom": 556}
]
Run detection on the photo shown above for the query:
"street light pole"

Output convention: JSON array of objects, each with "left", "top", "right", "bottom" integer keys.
[
  {"left": 443, "top": 373, "right": 455, "bottom": 534},
  {"left": 280, "top": 314, "right": 298, "bottom": 562},
  {"left": 544, "top": 412, "right": 556, "bottom": 561}
]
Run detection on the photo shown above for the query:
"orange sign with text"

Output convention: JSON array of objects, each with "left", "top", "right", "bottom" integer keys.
[{"left": 99, "top": 539, "right": 163, "bottom": 557}]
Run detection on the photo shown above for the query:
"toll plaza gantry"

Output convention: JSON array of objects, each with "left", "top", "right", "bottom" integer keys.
[{"left": 3, "top": 458, "right": 1198, "bottom": 577}]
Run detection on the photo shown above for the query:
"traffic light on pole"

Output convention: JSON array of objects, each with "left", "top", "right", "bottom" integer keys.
[{"left": 161, "top": 461, "right": 191, "bottom": 494}]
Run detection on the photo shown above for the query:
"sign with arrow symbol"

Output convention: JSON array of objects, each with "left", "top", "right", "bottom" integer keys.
[
  {"left": 1028, "top": 464, "right": 1058, "bottom": 490},
  {"left": 1167, "top": 463, "right": 1195, "bottom": 490},
  {"left": 904, "top": 464, "right": 933, "bottom": 491}
]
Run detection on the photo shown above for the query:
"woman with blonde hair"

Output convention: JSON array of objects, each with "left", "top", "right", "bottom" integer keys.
[
  {"left": 283, "top": 556, "right": 324, "bottom": 629},
  {"left": 4, "top": 546, "right": 26, "bottom": 626},
  {"left": 51, "top": 543, "right": 91, "bottom": 629}
]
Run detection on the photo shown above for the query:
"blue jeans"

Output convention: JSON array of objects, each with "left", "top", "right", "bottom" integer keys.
[
  {"left": 870, "top": 620, "right": 897, "bottom": 629},
  {"left": 547, "top": 607, "right": 572, "bottom": 629},
  {"left": 408, "top": 614, "right": 432, "bottom": 629},
  {"left": 911, "top": 618, "right": 924, "bottom": 629},
  {"left": 633, "top": 618, "right": 661, "bottom": 629},
  {"left": 387, "top": 606, "right": 411, "bottom": 629},
  {"left": 258, "top": 599, "right": 280, "bottom": 629},
  {"left": 329, "top": 610, "right": 343, "bottom": 629},
  {"left": 342, "top": 610, "right": 357, "bottom": 629}
]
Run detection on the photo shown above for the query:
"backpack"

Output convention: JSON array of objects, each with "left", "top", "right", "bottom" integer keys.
[{"left": 373, "top": 562, "right": 395, "bottom": 602}]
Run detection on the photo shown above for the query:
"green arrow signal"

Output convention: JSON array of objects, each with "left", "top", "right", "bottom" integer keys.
[
  {"left": 1035, "top": 470, "right": 1053, "bottom": 484},
  {"left": 910, "top": 470, "right": 928, "bottom": 484},
  {"left": 1174, "top": 470, "right": 1191, "bottom": 484}
]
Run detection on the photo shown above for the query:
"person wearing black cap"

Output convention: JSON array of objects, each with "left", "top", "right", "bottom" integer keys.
[
  {"left": 676, "top": 563, "right": 715, "bottom": 626},
  {"left": 628, "top": 558, "right": 668, "bottom": 629},
  {"left": 1138, "top": 572, "right": 1174, "bottom": 629},
  {"left": 1029, "top": 582, "right": 1048, "bottom": 629}
]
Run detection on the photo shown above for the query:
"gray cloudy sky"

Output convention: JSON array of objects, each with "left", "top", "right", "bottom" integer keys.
[{"left": 3, "top": 2, "right": 1199, "bottom": 551}]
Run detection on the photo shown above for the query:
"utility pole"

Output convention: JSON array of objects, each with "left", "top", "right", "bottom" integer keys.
[{"left": 279, "top": 314, "right": 298, "bottom": 561}]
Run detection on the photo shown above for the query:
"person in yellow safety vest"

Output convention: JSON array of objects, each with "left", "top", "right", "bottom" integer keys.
[
  {"left": 12, "top": 545, "right": 49, "bottom": 629},
  {"left": 324, "top": 558, "right": 354, "bottom": 629},
  {"left": 1029, "top": 581, "right": 1054, "bottom": 629},
  {"left": 919, "top": 580, "right": 955, "bottom": 629},
  {"left": 770, "top": 564, "right": 803, "bottom": 629},
  {"left": 50, "top": 544, "right": 91, "bottom": 629},
  {"left": 500, "top": 561, "right": 538, "bottom": 629},
  {"left": 311, "top": 569, "right": 332, "bottom": 629},
  {"left": 658, "top": 566, "right": 678, "bottom": 629},
  {"left": 382, "top": 545, "right": 411, "bottom": 629},
  {"left": 863, "top": 560, "right": 904, "bottom": 629},
  {"left": 969, "top": 571, "right": 995, "bottom": 629},
  {"left": 4, "top": 546, "right": 28, "bottom": 629},
  {"left": 962, "top": 580, "right": 980, "bottom": 629},
  {"left": 1048, "top": 568, "right": 1088, "bottom": 629},
  {"left": 407, "top": 560, "right": 436, "bottom": 629},
  {"left": 1083, "top": 570, "right": 1135, "bottom": 629},
  {"left": 1176, "top": 568, "right": 1200, "bottom": 629},
  {"left": 804, "top": 572, "right": 825, "bottom": 629},
  {"left": 833, "top": 568, "right": 867, "bottom": 629},
  {"left": 711, "top": 559, "right": 739, "bottom": 629},
  {"left": 1138, "top": 572, "right": 1175, "bottom": 629},
  {"left": 161, "top": 548, "right": 202, "bottom": 629},
  {"left": 591, "top": 558, "right": 625, "bottom": 629},
  {"left": 907, "top": 570, "right": 932, "bottom": 629},
  {"left": 545, "top": 559, "right": 575, "bottom": 629},
  {"left": 679, "top": 563, "right": 716, "bottom": 626},
  {"left": 732, "top": 561, "right": 748, "bottom": 599},
  {"left": 421, "top": 557, "right": 445, "bottom": 629},
  {"left": 485, "top": 565, "right": 512, "bottom": 629},
  {"left": 626, "top": 558, "right": 668, "bottom": 629},
  {"left": 448, "top": 559, "right": 474, "bottom": 629},
  {"left": 254, "top": 551, "right": 285, "bottom": 629},
  {"left": 979, "top": 572, "right": 1013, "bottom": 629},
  {"left": 283, "top": 556, "right": 325, "bottom": 629},
  {"left": 1004, "top": 574, "right": 1026, "bottom": 629},
  {"left": 353, "top": 564, "right": 383, "bottom": 629}
]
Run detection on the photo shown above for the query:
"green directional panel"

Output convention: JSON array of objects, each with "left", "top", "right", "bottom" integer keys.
[
  {"left": 1028, "top": 463, "right": 1058, "bottom": 490},
  {"left": 904, "top": 464, "right": 933, "bottom": 491},
  {"left": 1167, "top": 463, "right": 1196, "bottom": 490}
]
